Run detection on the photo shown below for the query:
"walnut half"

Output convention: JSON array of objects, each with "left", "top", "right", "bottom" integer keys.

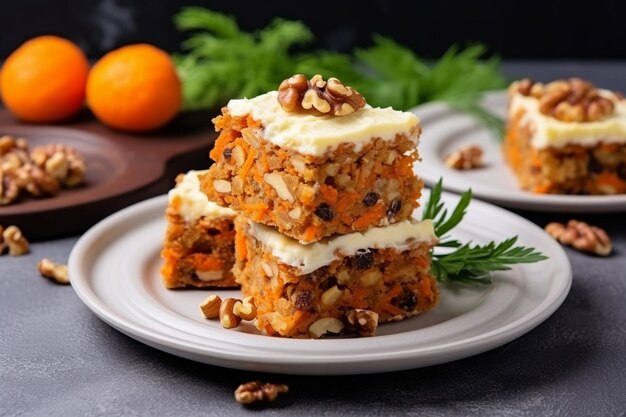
[
  {"left": 277, "top": 74, "right": 366, "bottom": 117},
  {"left": 444, "top": 145, "right": 484, "bottom": 170},
  {"left": 234, "top": 381, "right": 289, "bottom": 405},
  {"left": 1, "top": 225, "right": 29, "bottom": 256},
  {"left": 37, "top": 258, "right": 70, "bottom": 284},
  {"left": 545, "top": 220, "right": 611, "bottom": 256}
]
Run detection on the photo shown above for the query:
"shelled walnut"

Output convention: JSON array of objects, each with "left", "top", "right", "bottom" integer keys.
[
  {"left": 443, "top": 145, "right": 484, "bottom": 170},
  {"left": 545, "top": 220, "right": 611, "bottom": 256},
  {"left": 234, "top": 381, "right": 289, "bottom": 405},
  {"left": 0, "top": 171, "right": 20, "bottom": 205},
  {"left": 15, "top": 164, "right": 61, "bottom": 197},
  {"left": 278, "top": 74, "right": 366, "bottom": 116},
  {"left": 30, "top": 144, "right": 86, "bottom": 187},
  {"left": 346, "top": 308, "right": 379, "bottom": 337},
  {"left": 0, "top": 225, "right": 29, "bottom": 256},
  {"left": 37, "top": 258, "right": 70, "bottom": 284},
  {"left": 514, "top": 78, "right": 616, "bottom": 122},
  {"left": 0, "top": 135, "right": 87, "bottom": 205}
]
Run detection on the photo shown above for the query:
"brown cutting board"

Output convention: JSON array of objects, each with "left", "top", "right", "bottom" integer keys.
[{"left": 0, "top": 109, "right": 217, "bottom": 240}]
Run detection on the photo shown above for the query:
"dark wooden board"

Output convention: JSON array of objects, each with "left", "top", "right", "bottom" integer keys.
[{"left": 0, "top": 109, "right": 217, "bottom": 240}]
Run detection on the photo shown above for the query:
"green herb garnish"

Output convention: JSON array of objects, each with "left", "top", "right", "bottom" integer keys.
[
  {"left": 423, "top": 179, "right": 548, "bottom": 285},
  {"left": 172, "top": 7, "right": 506, "bottom": 135},
  {"left": 173, "top": 7, "right": 313, "bottom": 111}
]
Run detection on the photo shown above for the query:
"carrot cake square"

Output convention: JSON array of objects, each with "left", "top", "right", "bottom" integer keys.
[
  {"left": 504, "top": 78, "right": 626, "bottom": 194},
  {"left": 161, "top": 170, "right": 238, "bottom": 289},
  {"left": 200, "top": 74, "right": 423, "bottom": 243},
  {"left": 233, "top": 215, "right": 439, "bottom": 338}
]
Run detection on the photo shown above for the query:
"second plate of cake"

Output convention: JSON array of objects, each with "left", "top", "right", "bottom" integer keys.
[{"left": 413, "top": 91, "right": 626, "bottom": 212}]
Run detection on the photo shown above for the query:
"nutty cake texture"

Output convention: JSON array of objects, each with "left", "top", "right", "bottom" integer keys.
[
  {"left": 161, "top": 171, "right": 238, "bottom": 289},
  {"left": 232, "top": 217, "right": 439, "bottom": 338},
  {"left": 504, "top": 77, "right": 626, "bottom": 194},
  {"left": 200, "top": 74, "right": 423, "bottom": 243}
]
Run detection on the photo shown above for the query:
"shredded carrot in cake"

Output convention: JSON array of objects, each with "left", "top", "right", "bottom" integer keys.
[
  {"left": 235, "top": 231, "right": 247, "bottom": 261},
  {"left": 302, "top": 225, "right": 319, "bottom": 242},
  {"left": 595, "top": 172, "right": 626, "bottom": 193},
  {"left": 209, "top": 129, "right": 239, "bottom": 161},
  {"left": 319, "top": 184, "right": 338, "bottom": 205},
  {"left": 240, "top": 146, "right": 257, "bottom": 179},
  {"left": 189, "top": 254, "right": 223, "bottom": 271}
]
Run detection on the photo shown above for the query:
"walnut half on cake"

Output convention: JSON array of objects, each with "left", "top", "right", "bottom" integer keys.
[{"left": 504, "top": 77, "right": 626, "bottom": 195}]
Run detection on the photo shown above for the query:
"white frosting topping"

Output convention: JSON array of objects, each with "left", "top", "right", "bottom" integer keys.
[
  {"left": 168, "top": 170, "right": 235, "bottom": 222},
  {"left": 248, "top": 219, "right": 436, "bottom": 275},
  {"left": 509, "top": 90, "right": 626, "bottom": 148},
  {"left": 227, "top": 91, "right": 419, "bottom": 155}
]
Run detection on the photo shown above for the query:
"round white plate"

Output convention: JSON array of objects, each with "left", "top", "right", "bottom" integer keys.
[
  {"left": 412, "top": 91, "right": 626, "bottom": 212},
  {"left": 69, "top": 193, "right": 571, "bottom": 375}
]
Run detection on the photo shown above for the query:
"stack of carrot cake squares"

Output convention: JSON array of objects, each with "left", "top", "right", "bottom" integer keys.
[{"left": 164, "top": 74, "right": 439, "bottom": 338}]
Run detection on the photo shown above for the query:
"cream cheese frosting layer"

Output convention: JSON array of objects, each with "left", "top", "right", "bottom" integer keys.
[
  {"left": 248, "top": 219, "right": 436, "bottom": 275},
  {"left": 227, "top": 91, "right": 419, "bottom": 156},
  {"left": 168, "top": 170, "right": 235, "bottom": 223},
  {"left": 510, "top": 90, "right": 626, "bottom": 149}
]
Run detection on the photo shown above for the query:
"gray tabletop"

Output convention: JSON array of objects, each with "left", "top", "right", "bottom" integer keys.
[{"left": 2, "top": 62, "right": 625, "bottom": 416}]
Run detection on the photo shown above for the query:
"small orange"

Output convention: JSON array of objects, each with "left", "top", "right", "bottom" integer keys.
[
  {"left": 86, "top": 44, "right": 182, "bottom": 132},
  {"left": 0, "top": 36, "right": 89, "bottom": 122}
]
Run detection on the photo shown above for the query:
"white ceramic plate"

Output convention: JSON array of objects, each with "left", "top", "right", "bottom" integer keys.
[
  {"left": 69, "top": 193, "right": 571, "bottom": 375},
  {"left": 412, "top": 91, "right": 626, "bottom": 212}
]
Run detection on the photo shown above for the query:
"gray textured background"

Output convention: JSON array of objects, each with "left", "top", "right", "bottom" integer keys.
[{"left": 1, "top": 63, "right": 626, "bottom": 416}]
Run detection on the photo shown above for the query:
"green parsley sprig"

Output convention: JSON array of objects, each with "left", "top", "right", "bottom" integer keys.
[
  {"left": 172, "top": 7, "right": 506, "bottom": 135},
  {"left": 423, "top": 179, "right": 548, "bottom": 285},
  {"left": 173, "top": 7, "right": 313, "bottom": 111}
]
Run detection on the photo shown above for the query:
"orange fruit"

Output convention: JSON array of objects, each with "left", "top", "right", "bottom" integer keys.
[
  {"left": 0, "top": 36, "right": 89, "bottom": 122},
  {"left": 86, "top": 44, "right": 182, "bottom": 132}
]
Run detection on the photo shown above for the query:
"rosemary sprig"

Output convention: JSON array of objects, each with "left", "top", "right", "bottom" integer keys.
[
  {"left": 431, "top": 238, "right": 548, "bottom": 285},
  {"left": 423, "top": 179, "right": 548, "bottom": 285},
  {"left": 422, "top": 178, "right": 472, "bottom": 241}
]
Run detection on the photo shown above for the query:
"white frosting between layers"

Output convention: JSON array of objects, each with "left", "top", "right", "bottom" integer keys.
[
  {"left": 168, "top": 170, "right": 235, "bottom": 223},
  {"left": 248, "top": 219, "right": 436, "bottom": 275},
  {"left": 509, "top": 90, "right": 626, "bottom": 149},
  {"left": 227, "top": 91, "right": 419, "bottom": 155}
]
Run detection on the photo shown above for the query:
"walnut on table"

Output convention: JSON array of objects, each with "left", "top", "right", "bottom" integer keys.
[
  {"left": 0, "top": 225, "right": 30, "bottom": 256},
  {"left": 234, "top": 381, "right": 289, "bottom": 405},
  {"left": 37, "top": 258, "right": 70, "bottom": 285},
  {"left": 545, "top": 220, "right": 612, "bottom": 256}
]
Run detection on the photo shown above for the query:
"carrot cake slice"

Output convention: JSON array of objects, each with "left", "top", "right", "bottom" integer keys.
[
  {"left": 200, "top": 74, "right": 423, "bottom": 243},
  {"left": 161, "top": 170, "right": 238, "bottom": 289},
  {"left": 504, "top": 77, "right": 626, "bottom": 194},
  {"left": 233, "top": 216, "right": 439, "bottom": 338}
]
